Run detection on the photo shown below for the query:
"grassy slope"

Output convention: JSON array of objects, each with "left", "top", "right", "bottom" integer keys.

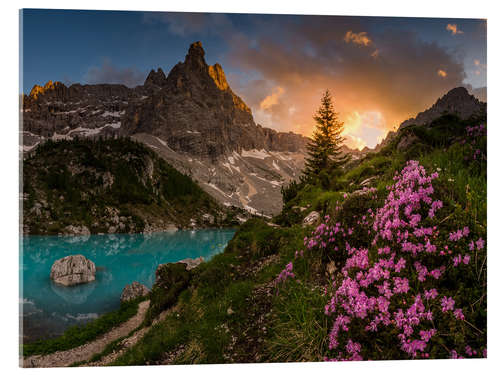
[
  {"left": 27, "top": 114, "right": 485, "bottom": 364},
  {"left": 105, "top": 113, "right": 485, "bottom": 364},
  {"left": 23, "top": 138, "right": 240, "bottom": 234}
]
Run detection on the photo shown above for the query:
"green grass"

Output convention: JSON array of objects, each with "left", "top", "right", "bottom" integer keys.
[
  {"left": 266, "top": 281, "right": 330, "bottom": 362},
  {"left": 22, "top": 297, "right": 146, "bottom": 357}
]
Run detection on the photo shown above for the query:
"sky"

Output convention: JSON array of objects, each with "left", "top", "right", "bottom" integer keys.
[{"left": 20, "top": 9, "right": 487, "bottom": 149}]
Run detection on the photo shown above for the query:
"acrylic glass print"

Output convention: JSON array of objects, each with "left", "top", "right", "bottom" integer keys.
[{"left": 19, "top": 9, "right": 486, "bottom": 367}]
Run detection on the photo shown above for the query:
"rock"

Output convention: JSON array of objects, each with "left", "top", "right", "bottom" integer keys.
[
  {"left": 202, "top": 213, "right": 215, "bottom": 225},
  {"left": 302, "top": 211, "right": 320, "bottom": 227},
  {"left": 64, "top": 225, "right": 91, "bottom": 236},
  {"left": 326, "top": 261, "right": 337, "bottom": 277},
  {"left": 50, "top": 255, "right": 96, "bottom": 286},
  {"left": 178, "top": 256, "right": 204, "bottom": 271},
  {"left": 360, "top": 176, "right": 377, "bottom": 187},
  {"left": 120, "top": 281, "right": 150, "bottom": 303},
  {"left": 397, "top": 133, "right": 419, "bottom": 151},
  {"left": 148, "top": 263, "right": 192, "bottom": 319}
]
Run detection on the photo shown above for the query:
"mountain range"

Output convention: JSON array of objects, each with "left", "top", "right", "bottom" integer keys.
[
  {"left": 21, "top": 42, "right": 310, "bottom": 215},
  {"left": 21, "top": 41, "right": 487, "bottom": 216}
]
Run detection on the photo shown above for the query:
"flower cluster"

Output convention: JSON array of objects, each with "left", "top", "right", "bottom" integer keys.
[
  {"left": 275, "top": 262, "right": 295, "bottom": 287},
  {"left": 293, "top": 160, "right": 486, "bottom": 361},
  {"left": 463, "top": 124, "right": 486, "bottom": 162}
]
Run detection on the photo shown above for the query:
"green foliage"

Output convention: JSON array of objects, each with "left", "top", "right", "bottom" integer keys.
[
  {"left": 145, "top": 263, "right": 191, "bottom": 325},
  {"left": 303, "top": 90, "right": 349, "bottom": 181},
  {"left": 23, "top": 137, "right": 225, "bottom": 234},
  {"left": 266, "top": 282, "right": 330, "bottom": 362}
]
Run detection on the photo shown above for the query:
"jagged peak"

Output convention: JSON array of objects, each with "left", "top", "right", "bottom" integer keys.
[
  {"left": 185, "top": 41, "right": 206, "bottom": 70},
  {"left": 29, "top": 80, "right": 65, "bottom": 99},
  {"left": 208, "top": 63, "right": 229, "bottom": 91},
  {"left": 144, "top": 68, "right": 167, "bottom": 87}
]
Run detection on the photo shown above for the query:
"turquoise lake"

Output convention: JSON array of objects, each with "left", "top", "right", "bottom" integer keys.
[{"left": 20, "top": 229, "right": 236, "bottom": 342}]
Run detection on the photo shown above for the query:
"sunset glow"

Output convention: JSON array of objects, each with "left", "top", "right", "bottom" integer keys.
[{"left": 21, "top": 11, "right": 486, "bottom": 150}]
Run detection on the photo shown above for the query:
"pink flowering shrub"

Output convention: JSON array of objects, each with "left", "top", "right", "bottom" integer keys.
[
  {"left": 463, "top": 124, "right": 486, "bottom": 166},
  {"left": 299, "top": 160, "right": 486, "bottom": 361}
]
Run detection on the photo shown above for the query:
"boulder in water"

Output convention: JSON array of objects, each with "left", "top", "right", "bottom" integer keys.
[
  {"left": 50, "top": 254, "right": 96, "bottom": 286},
  {"left": 120, "top": 281, "right": 150, "bottom": 303}
]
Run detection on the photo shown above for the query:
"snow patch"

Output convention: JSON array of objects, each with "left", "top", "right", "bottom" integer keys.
[
  {"left": 241, "top": 149, "right": 270, "bottom": 159},
  {"left": 272, "top": 160, "right": 280, "bottom": 171},
  {"left": 101, "top": 110, "right": 124, "bottom": 117},
  {"left": 204, "top": 182, "right": 230, "bottom": 198}
]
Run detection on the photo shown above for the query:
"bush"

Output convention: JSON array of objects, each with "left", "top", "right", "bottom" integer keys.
[
  {"left": 145, "top": 263, "right": 191, "bottom": 324},
  {"left": 284, "top": 160, "right": 486, "bottom": 361}
]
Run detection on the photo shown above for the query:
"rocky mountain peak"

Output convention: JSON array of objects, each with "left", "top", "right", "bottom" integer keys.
[
  {"left": 208, "top": 63, "right": 229, "bottom": 91},
  {"left": 399, "top": 86, "right": 486, "bottom": 129},
  {"left": 144, "top": 68, "right": 167, "bottom": 88},
  {"left": 29, "top": 80, "right": 65, "bottom": 100},
  {"left": 185, "top": 41, "right": 206, "bottom": 71}
]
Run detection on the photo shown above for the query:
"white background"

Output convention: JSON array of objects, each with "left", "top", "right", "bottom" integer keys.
[{"left": 1, "top": 1, "right": 497, "bottom": 374}]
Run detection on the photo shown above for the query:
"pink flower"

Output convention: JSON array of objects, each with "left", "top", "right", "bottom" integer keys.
[
  {"left": 441, "top": 296, "right": 455, "bottom": 312},
  {"left": 463, "top": 255, "right": 470, "bottom": 265},
  {"left": 424, "top": 289, "right": 438, "bottom": 300},
  {"left": 454, "top": 309, "right": 465, "bottom": 320},
  {"left": 476, "top": 238, "right": 485, "bottom": 250}
]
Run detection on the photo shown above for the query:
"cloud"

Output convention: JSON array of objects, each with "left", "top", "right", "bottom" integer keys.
[
  {"left": 446, "top": 24, "right": 464, "bottom": 35},
  {"left": 344, "top": 31, "right": 372, "bottom": 46},
  {"left": 139, "top": 14, "right": 483, "bottom": 148},
  {"left": 142, "top": 12, "right": 233, "bottom": 37},
  {"left": 84, "top": 59, "right": 145, "bottom": 87},
  {"left": 225, "top": 16, "right": 467, "bottom": 148},
  {"left": 260, "top": 87, "right": 285, "bottom": 110},
  {"left": 437, "top": 69, "right": 447, "bottom": 77}
]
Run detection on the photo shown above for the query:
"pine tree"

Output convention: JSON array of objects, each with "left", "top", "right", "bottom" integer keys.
[{"left": 303, "top": 90, "right": 349, "bottom": 182}]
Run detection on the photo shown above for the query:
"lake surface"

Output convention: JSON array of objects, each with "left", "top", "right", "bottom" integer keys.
[{"left": 20, "top": 229, "right": 236, "bottom": 342}]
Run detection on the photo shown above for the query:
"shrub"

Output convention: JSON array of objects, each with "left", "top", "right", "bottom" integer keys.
[{"left": 283, "top": 160, "right": 486, "bottom": 361}]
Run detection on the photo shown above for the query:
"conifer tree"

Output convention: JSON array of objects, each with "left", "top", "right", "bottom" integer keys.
[{"left": 303, "top": 90, "right": 349, "bottom": 181}]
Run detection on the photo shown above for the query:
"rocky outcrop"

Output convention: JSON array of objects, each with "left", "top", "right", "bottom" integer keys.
[
  {"left": 399, "top": 87, "right": 486, "bottom": 130},
  {"left": 120, "top": 281, "right": 150, "bottom": 303},
  {"left": 146, "top": 263, "right": 192, "bottom": 322},
  {"left": 121, "top": 41, "right": 308, "bottom": 159},
  {"left": 178, "top": 257, "right": 204, "bottom": 271},
  {"left": 302, "top": 211, "right": 320, "bottom": 227},
  {"left": 50, "top": 255, "right": 96, "bottom": 286}
]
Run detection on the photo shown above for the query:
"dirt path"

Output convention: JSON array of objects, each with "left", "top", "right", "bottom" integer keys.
[
  {"left": 86, "top": 307, "right": 172, "bottom": 366},
  {"left": 22, "top": 300, "right": 150, "bottom": 368}
]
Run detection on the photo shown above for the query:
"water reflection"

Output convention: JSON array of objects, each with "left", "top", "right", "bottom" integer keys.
[{"left": 20, "top": 229, "right": 236, "bottom": 342}]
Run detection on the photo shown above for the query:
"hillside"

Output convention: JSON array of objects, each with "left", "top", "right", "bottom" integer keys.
[
  {"left": 22, "top": 138, "right": 244, "bottom": 235},
  {"left": 23, "top": 105, "right": 486, "bottom": 363}
]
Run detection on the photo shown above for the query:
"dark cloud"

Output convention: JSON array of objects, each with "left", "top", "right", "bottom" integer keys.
[
  {"left": 224, "top": 16, "right": 469, "bottom": 148},
  {"left": 84, "top": 59, "right": 145, "bottom": 88},
  {"left": 142, "top": 12, "right": 233, "bottom": 37}
]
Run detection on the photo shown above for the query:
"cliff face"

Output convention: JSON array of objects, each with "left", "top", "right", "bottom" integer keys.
[
  {"left": 121, "top": 42, "right": 307, "bottom": 159},
  {"left": 22, "top": 42, "right": 308, "bottom": 158}
]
